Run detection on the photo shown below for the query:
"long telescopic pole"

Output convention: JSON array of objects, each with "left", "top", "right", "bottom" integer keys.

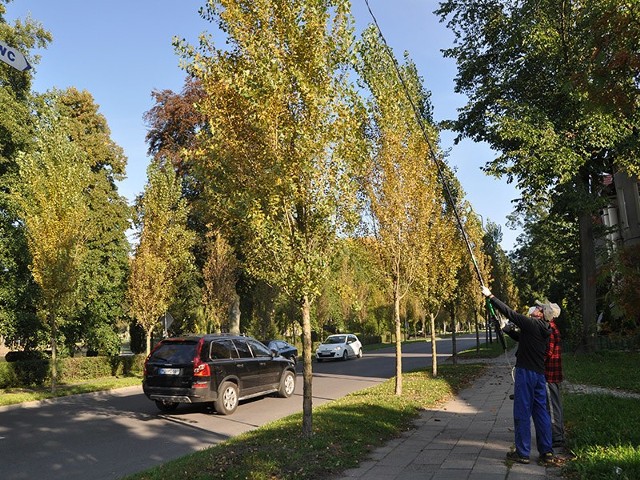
[
  {"left": 363, "top": 0, "right": 485, "bottom": 287},
  {"left": 363, "top": 1, "right": 509, "bottom": 351}
]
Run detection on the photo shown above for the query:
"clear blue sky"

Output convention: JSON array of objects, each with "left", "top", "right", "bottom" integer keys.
[{"left": 6, "top": 0, "right": 521, "bottom": 251}]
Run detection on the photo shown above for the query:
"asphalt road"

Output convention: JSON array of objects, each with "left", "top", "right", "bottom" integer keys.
[{"left": 0, "top": 334, "right": 480, "bottom": 480}]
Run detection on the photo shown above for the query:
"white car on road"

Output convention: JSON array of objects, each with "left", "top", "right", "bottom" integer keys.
[{"left": 315, "top": 333, "right": 363, "bottom": 362}]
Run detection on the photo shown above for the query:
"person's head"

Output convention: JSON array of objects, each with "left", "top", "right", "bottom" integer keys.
[
  {"left": 535, "top": 300, "right": 561, "bottom": 321},
  {"left": 529, "top": 304, "right": 544, "bottom": 319}
]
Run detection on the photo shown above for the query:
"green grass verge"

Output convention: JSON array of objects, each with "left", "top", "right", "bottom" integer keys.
[
  {"left": 564, "top": 393, "right": 640, "bottom": 479},
  {"left": 0, "top": 376, "right": 142, "bottom": 406},
  {"left": 124, "top": 364, "right": 486, "bottom": 480},
  {"left": 561, "top": 350, "right": 640, "bottom": 479},
  {"left": 563, "top": 350, "right": 640, "bottom": 393}
]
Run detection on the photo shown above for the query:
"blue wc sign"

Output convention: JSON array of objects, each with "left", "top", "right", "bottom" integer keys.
[{"left": 0, "top": 41, "right": 32, "bottom": 71}]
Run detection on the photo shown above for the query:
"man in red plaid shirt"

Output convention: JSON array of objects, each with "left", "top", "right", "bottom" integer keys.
[{"left": 537, "top": 300, "right": 565, "bottom": 450}]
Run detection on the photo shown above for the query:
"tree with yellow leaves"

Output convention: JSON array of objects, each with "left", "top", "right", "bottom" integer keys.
[
  {"left": 128, "top": 162, "right": 195, "bottom": 354},
  {"left": 356, "top": 25, "right": 444, "bottom": 395},
  {"left": 175, "top": 0, "right": 362, "bottom": 436},
  {"left": 14, "top": 99, "right": 92, "bottom": 391}
]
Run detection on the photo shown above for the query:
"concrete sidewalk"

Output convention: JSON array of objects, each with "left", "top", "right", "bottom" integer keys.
[{"left": 336, "top": 353, "right": 562, "bottom": 480}]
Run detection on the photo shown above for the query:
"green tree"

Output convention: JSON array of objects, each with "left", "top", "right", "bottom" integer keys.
[
  {"left": 14, "top": 100, "right": 92, "bottom": 391},
  {"left": 436, "top": 0, "right": 640, "bottom": 350},
  {"left": 48, "top": 87, "right": 131, "bottom": 356},
  {"left": 128, "top": 162, "right": 195, "bottom": 354},
  {"left": 176, "top": 0, "right": 362, "bottom": 436},
  {"left": 356, "top": 25, "right": 443, "bottom": 395},
  {"left": 483, "top": 220, "right": 517, "bottom": 305},
  {"left": 0, "top": 1, "right": 51, "bottom": 350},
  {"left": 510, "top": 208, "right": 581, "bottom": 343},
  {"left": 199, "top": 229, "right": 238, "bottom": 334}
]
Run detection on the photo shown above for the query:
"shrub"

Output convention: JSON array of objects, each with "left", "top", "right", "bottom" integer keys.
[
  {"left": 5, "top": 350, "right": 49, "bottom": 362},
  {"left": 0, "top": 354, "right": 146, "bottom": 389}
]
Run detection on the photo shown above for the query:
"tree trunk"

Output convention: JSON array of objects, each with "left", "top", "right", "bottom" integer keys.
[
  {"left": 301, "top": 294, "right": 313, "bottom": 437},
  {"left": 475, "top": 309, "right": 480, "bottom": 353},
  {"left": 451, "top": 304, "right": 457, "bottom": 366},
  {"left": 145, "top": 327, "right": 153, "bottom": 356},
  {"left": 430, "top": 312, "right": 437, "bottom": 377},
  {"left": 579, "top": 208, "right": 597, "bottom": 352},
  {"left": 394, "top": 285, "right": 403, "bottom": 396},
  {"left": 50, "top": 312, "right": 57, "bottom": 393},
  {"left": 228, "top": 292, "right": 241, "bottom": 335}
]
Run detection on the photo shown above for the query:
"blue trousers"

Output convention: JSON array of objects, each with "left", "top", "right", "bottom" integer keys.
[{"left": 513, "top": 367, "right": 552, "bottom": 458}]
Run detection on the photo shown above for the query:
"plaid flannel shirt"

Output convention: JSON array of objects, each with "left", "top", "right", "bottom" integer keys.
[{"left": 545, "top": 320, "right": 563, "bottom": 383}]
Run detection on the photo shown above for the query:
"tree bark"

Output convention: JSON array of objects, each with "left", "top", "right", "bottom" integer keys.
[
  {"left": 579, "top": 208, "right": 597, "bottom": 352},
  {"left": 451, "top": 304, "right": 457, "bottom": 366},
  {"left": 228, "top": 292, "right": 241, "bottom": 335},
  {"left": 394, "top": 284, "right": 403, "bottom": 396},
  {"left": 145, "top": 327, "right": 153, "bottom": 356},
  {"left": 50, "top": 312, "right": 57, "bottom": 393},
  {"left": 301, "top": 295, "right": 313, "bottom": 437},
  {"left": 430, "top": 312, "right": 437, "bottom": 377}
]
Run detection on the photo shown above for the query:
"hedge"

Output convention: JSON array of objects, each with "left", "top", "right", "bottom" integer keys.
[{"left": 0, "top": 354, "right": 146, "bottom": 389}]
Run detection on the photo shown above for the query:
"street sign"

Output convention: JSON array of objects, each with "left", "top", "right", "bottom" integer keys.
[{"left": 0, "top": 41, "right": 32, "bottom": 71}]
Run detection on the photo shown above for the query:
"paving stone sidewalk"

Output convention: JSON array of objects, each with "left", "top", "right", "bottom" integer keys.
[{"left": 335, "top": 352, "right": 563, "bottom": 480}]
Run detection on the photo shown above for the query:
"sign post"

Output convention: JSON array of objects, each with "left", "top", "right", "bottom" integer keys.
[{"left": 0, "top": 41, "right": 31, "bottom": 71}]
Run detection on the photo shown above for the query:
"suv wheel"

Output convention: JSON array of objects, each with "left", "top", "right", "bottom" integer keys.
[
  {"left": 278, "top": 370, "right": 296, "bottom": 398},
  {"left": 215, "top": 381, "right": 239, "bottom": 415},
  {"left": 155, "top": 400, "right": 179, "bottom": 412}
]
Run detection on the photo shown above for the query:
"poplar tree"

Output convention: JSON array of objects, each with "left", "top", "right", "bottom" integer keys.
[
  {"left": 14, "top": 101, "right": 92, "bottom": 391},
  {"left": 50, "top": 87, "right": 131, "bottom": 355},
  {"left": 355, "top": 25, "right": 443, "bottom": 395},
  {"left": 128, "top": 163, "right": 195, "bottom": 354},
  {"left": 175, "top": 0, "right": 362, "bottom": 436}
]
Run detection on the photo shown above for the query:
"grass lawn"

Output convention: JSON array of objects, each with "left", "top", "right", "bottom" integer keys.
[
  {"left": 560, "top": 351, "right": 640, "bottom": 479},
  {"left": 0, "top": 376, "right": 142, "bottom": 407}
]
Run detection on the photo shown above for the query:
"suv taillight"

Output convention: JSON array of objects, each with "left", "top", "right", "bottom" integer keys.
[
  {"left": 193, "top": 337, "right": 210, "bottom": 381},
  {"left": 193, "top": 359, "right": 210, "bottom": 377}
]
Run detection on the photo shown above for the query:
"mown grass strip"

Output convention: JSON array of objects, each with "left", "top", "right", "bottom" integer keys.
[
  {"left": 0, "top": 376, "right": 141, "bottom": 406},
  {"left": 563, "top": 392, "right": 640, "bottom": 480},
  {"left": 563, "top": 350, "right": 640, "bottom": 393}
]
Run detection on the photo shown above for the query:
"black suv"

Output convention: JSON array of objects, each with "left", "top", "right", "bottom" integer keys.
[{"left": 143, "top": 334, "right": 296, "bottom": 415}]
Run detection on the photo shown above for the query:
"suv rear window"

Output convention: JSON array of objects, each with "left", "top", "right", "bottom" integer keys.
[{"left": 149, "top": 340, "right": 198, "bottom": 364}]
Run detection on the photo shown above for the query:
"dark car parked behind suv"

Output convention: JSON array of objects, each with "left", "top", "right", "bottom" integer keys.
[
  {"left": 143, "top": 334, "right": 296, "bottom": 415},
  {"left": 264, "top": 340, "right": 298, "bottom": 365}
]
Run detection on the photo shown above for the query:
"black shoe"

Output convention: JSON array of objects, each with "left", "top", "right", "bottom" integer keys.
[
  {"left": 537, "top": 452, "right": 563, "bottom": 467},
  {"left": 506, "top": 451, "right": 530, "bottom": 464}
]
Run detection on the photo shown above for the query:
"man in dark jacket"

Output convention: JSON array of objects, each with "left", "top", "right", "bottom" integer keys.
[
  {"left": 482, "top": 286, "right": 555, "bottom": 465},
  {"left": 504, "top": 301, "right": 566, "bottom": 452}
]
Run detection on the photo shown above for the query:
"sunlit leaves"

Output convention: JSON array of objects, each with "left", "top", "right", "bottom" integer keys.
[
  {"left": 128, "top": 162, "right": 195, "bottom": 353},
  {"left": 14, "top": 103, "right": 91, "bottom": 315}
]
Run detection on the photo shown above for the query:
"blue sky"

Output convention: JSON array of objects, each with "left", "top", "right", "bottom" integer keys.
[{"left": 5, "top": 0, "right": 521, "bottom": 251}]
